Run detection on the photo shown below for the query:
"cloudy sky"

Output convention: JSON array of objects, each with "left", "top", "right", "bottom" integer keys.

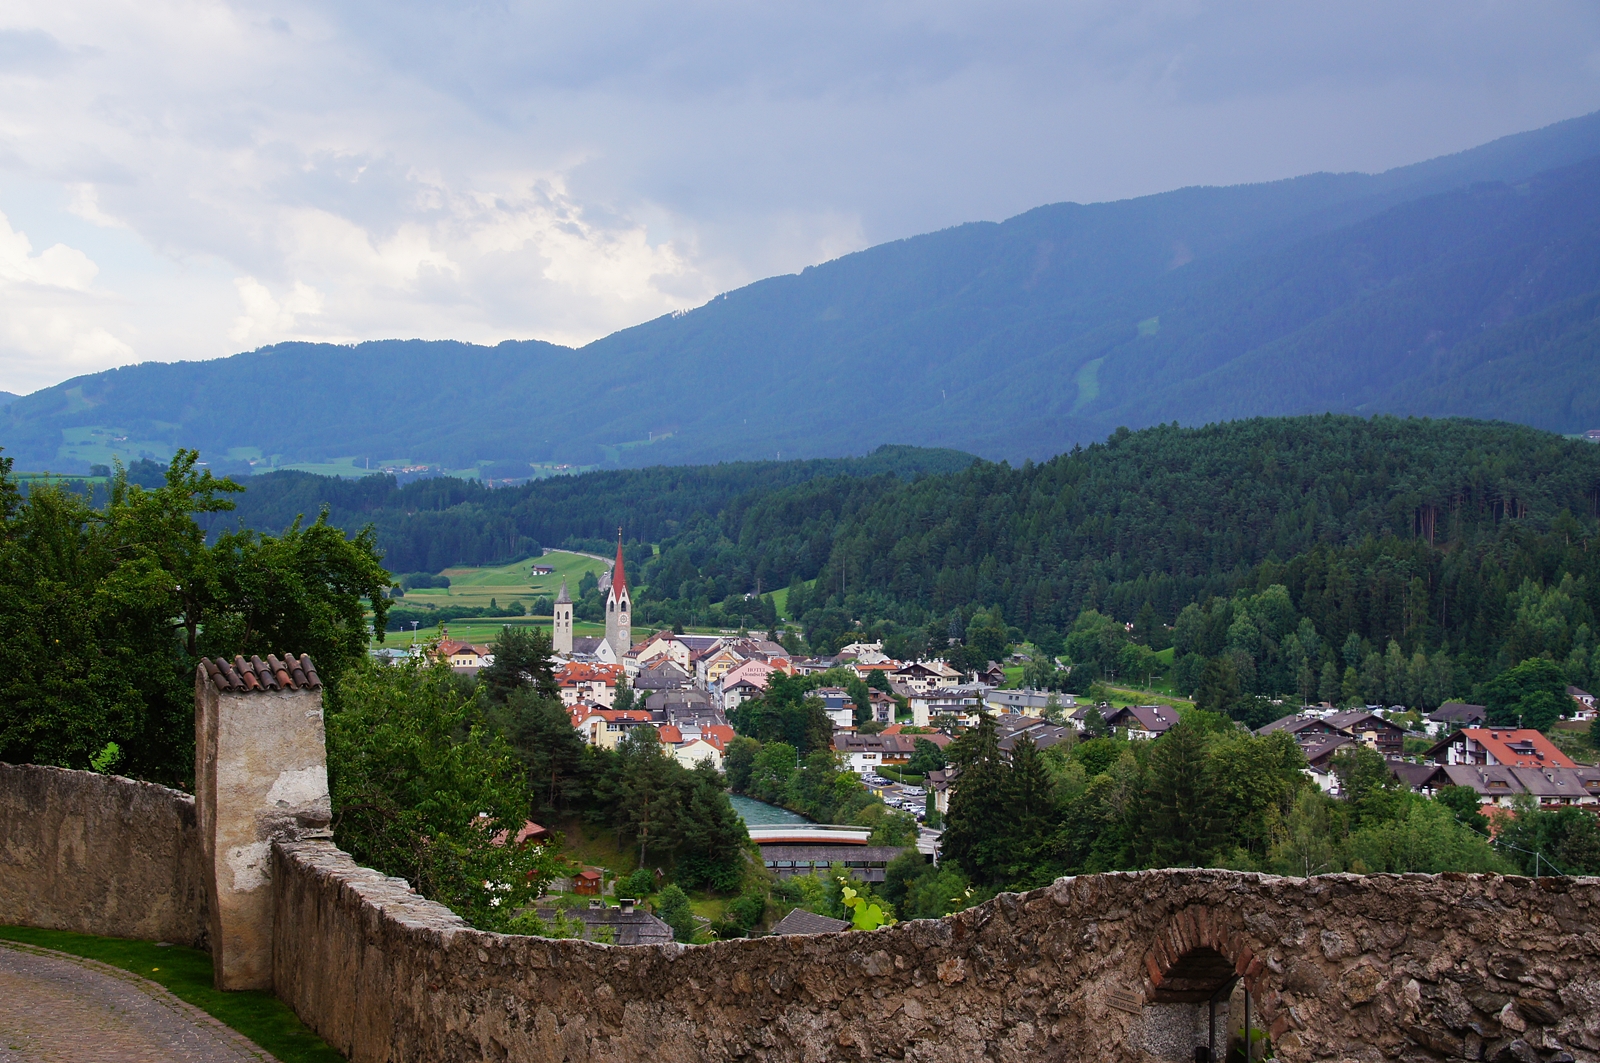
[{"left": 0, "top": 0, "right": 1597, "bottom": 395}]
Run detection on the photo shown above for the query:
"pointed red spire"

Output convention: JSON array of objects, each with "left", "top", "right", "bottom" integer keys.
[{"left": 612, "top": 526, "right": 626, "bottom": 599}]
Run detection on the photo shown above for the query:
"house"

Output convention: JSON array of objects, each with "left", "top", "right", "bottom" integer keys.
[
  {"left": 573, "top": 708, "right": 655, "bottom": 750},
  {"left": 908, "top": 684, "right": 988, "bottom": 728},
  {"left": 529, "top": 565, "right": 555, "bottom": 576},
  {"left": 1570, "top": 687, "right": 1597, "bottom": 719},
  {"left": 868, "top": 690, "right": 897, "bottom": 724},
  {"left": 721, "top": 677, "right": 766, "bottom": 712},
  {"left": 985, "top": 688, "right": 1075, "bottom": 717},
  {"left": 891, "top": 661, "right": 963, "bottom": 694},
  {"left": 644, "top": 688, "right": 714, "bottom": 716},
  {"left": 769, "top": 908, "right": 850, "bottom": 935},
  {"left": 1103, "top": 704, "right": 1179, "bottom": 739},
  {"left": 1426, "top": 727, "right": 1577, "bottom": 769},
  {"left": 634, "top": 659, "right": 692, "bottom": 693},
  {"left": 814, "top": 687, "right": 857, "bottom": 730},
  {"left": 926, "top": 767, "right": 954, "bottom": 816},
  {"left": 973, "top": 661, "right": 1007, "bottom": 687},
  {"left": 672, "top": 737, "right": 725, "bottom": 771},
  {"left": 791, "top": 656, "right": 839, "bottom": 676},
  {"left": 566, "top": 636, "right": 619, "bottom": 665},
  {"left": 1387, "top": 761, "right": 1447, "bottom": 795},
  {"left": 696, "top": 644, "right": 749, "bottom": 688},
  {"left": 629, "top": 630, "right": 693, "bottom": 672},
  {"left": 1257, "top": 714, "right": 1348, "bottom": 740},
  {"left": 435, "top": 638, "right": 494, "bottom": 672},
  {"left": 535, "top": 899, "right": 673, "bottom": 945},
  {"left": 557, "top": 662, "right": 624, "bottom": 707},
  {"left": 833, "top": 732, "right": 918, "bottom": 773},
  {"left": 718, "top": 659, "right": 779, "bottom": 711},
  {"left": 997, "top": 722, "right": 1076, "bottom": 758},
  {"left": 1323, "top": 709, "right": 1407, "bottom": 757},
  {"left": 573, "top": 868, "right": 604, "bottom": 896},
  {"left": 1067, "top": 704, "right": 1109, "bottom": 732},
  {"left": 489, "top": 820, "right": 553, "bottom": 847},
  {"left": 1427, "top": 702, "right": 1487, "bottom": 735},
  {"left": 1299, "top": 734, "right": 1355, "bottom": 771}
]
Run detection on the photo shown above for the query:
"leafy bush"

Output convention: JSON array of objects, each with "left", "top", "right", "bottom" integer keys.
[{"left": 655, "top": 884, "right": 697, "bottom": 942}]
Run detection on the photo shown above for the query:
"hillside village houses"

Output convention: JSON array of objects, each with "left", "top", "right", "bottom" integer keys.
[{"left": 426, "top": 537, "right": 1600, "bottom": 827}]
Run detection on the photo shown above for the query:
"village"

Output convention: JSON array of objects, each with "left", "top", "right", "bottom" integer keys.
[{"left": 418, "top": 538, "right": 1600, "bottom": 935}]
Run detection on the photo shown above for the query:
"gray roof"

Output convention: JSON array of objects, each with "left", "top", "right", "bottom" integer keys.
[
  {"left": 533, "top": 905, "right": 674, "bottom": 946},
  {"left": 1429, "top": 702, "right": 1487, "bottom": 723},
  {"left": 1325, "top": 710, "right": 1403, "bottom": 733},
  {"left": 1257, "top": 715, "right": 1345, "bottom": 737},
  {"left": 555, "top": 578, "right": 571, "bottom": 605},
  {"left": 770, "top": 908, "right": 850, "bottom": 935},
  {"left": 645, "top": 689, "right": 713, "bottom": 712}
]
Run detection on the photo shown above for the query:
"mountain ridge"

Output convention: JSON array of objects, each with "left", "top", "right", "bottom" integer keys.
[{"left": 7, "top": 109, "right": 1600, "bottom": 475}]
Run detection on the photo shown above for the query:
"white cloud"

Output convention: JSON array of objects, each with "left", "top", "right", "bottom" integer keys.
[
  {"left": 0, "top": 208, "right": 98, "bottom": 290},
  {"left": 0, "top": 0, "right": 1596, "bottom": 392},
  {"left": 0, "top": 207, "right": 132, "bottom": 384},
  {"left": 229, "top": 276, "right": 324, "bottom": 343}
]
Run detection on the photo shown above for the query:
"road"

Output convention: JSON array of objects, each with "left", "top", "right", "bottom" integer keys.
[{"left": 0, "top": 942, "right": 277, "bottom": 1062}]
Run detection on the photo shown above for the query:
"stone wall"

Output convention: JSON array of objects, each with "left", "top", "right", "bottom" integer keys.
[
  {"left": 272, "top": 839, "right": 1600, "bottom": 1063},
  {"left": 0, "top": 763, "right": 207, "bottom": 947}
]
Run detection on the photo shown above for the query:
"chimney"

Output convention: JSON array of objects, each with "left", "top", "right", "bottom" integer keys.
[{"left": 621, "top": 899, "right": 635, "bottom": 914}]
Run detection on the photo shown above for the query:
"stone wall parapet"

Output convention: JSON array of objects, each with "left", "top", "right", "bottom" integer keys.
[
  {"left": 269, "top": 839, "right": 1600, "bottom": 1063},
  {"left": 0, "top": 763, "right": 207, "bottom": 947}
]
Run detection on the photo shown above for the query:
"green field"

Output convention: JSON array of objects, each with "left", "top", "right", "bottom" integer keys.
[
  {"left": 381, "top": 550, "right": 610, "bottom": 643},
  {"left": 399, "top": 550, "right": 607, "bottom": 608}
]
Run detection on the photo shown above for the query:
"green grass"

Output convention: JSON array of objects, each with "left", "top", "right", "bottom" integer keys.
[
  {"left": 0, "top": 925, "right": 344, "bottom": 1062},
  {"left": 552, "top": 815, "right": 641, "bottom": 877},
  {"left": 1002, "top": 664, "right": 1025, "bottom": 688},
  {"left": 769, "top": 579, "right": 815, "bottom": 621}
]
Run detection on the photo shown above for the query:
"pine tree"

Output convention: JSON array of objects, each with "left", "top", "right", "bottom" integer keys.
[{"left": 1136, "top": 721, "right": 1219, "bottom": 867}]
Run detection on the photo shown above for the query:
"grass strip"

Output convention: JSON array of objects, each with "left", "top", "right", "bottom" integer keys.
[{"left": 0, "top": 925, "right": 344, "bottom": 1063}]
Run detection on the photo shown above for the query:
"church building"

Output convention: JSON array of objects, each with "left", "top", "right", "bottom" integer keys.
[
  {"left": 605, "top": 530, "right": 631, "bottom": 661},
  {"left": 553, "top": 577, "right": 574, "bottom": 657}
]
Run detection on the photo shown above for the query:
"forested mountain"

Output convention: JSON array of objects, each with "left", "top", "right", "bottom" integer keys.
[
  {"left": 200, "top": 414, "right": 1600, "bottom": 704},
  {"left": 7, "top": 112, "right": 1600, "bottom": 474},
  {"left": 210, "top": 445, "right": 974, "bottom": 573}
]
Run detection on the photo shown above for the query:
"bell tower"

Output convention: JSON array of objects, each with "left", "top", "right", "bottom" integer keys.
[
  {"left": 553, "top": 577, "right": 573, "bottom": 657},
  {"left": 604, "top": 528, "right": 631, "bottom": 660}
]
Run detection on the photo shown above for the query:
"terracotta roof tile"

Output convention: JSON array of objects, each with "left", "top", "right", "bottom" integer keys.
[{"left": 202, "top": 653, "right": 321, "bottom": 693}]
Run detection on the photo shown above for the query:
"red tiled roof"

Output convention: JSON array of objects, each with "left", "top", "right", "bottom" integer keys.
[
  {"left": 1460, "top": 728, "right": 1576, "bottom": 768},
  {"left": 558, "top": 662, "right": 624, "bottom": 686},
  {"left": 202, "top": 654, "right": 321, "bottom": 693},
  {"left": 657, "top": 724, "right": 684, "bottom": 744},
  {"left": 703, "top": 724, "right": 735, "bottom": 750}
]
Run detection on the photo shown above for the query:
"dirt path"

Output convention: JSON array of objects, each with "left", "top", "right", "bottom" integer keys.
[{"left": 0, "top": 941, "right": 278, "bottom": 1062}]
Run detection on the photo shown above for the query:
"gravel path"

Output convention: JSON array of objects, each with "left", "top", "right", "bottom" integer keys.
[{"left": 0, "top": 941, "right": 279, "bottom": 1063}]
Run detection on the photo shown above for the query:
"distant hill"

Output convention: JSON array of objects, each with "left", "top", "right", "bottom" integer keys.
[
  {"left": 210, "top": 444, "right": 977, "bottom": 573},
  {"left": 0, "top": 392, "right": 16, "bottom": 408},
  {"left": 7, "top": 110, "right": 1600, "bottom": 474}
]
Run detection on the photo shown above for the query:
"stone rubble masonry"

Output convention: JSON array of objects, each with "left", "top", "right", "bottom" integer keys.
[
  {"left": 270, "top": 838, "right": 1600, "bottom": 1063},
  {"left": 195, "top": 661, "right": 332, "bottom": 991},
  {"left": 0, "top": 762, "right": 207, "bottom": 947}
]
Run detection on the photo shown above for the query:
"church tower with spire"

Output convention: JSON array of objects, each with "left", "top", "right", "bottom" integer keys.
[
  {"left": 553, "top": 576, "right": 573, "bottom": 657},
  {"left": 604, "top": 528, "right": 631, "bottom": 661}
]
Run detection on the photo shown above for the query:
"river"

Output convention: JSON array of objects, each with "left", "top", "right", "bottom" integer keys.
[{"left": 727, "top": 793, "right": 809, "bottom": 827}]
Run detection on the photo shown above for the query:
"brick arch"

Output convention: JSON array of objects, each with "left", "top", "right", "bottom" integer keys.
[{"left": 1142, "top": 905, "right": 1271, "bottom": 1011}]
